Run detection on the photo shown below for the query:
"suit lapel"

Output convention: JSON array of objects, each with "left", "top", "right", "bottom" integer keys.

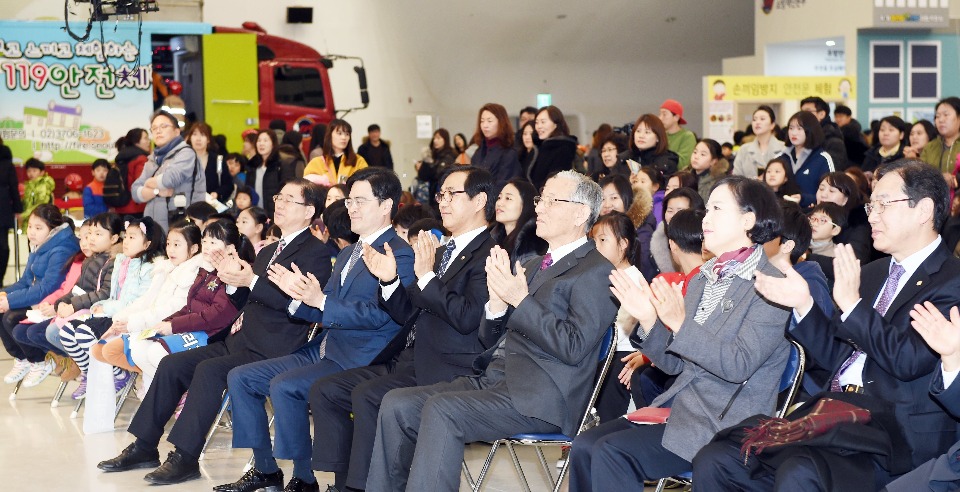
[
  {"left": 528, "top": 241, "right": 592, "bottom": 294},
  {"left": 438, "top": 231, "right": 491, "bottom": 282},
  {"left": 859, "top": 257, "right": 890, "bottom": 310},
  {"left": 884, "top": 246, "right": 947, "bottom": 319},
  {"left": 272, "top": 230, "right": 307, "bottom": 266}
]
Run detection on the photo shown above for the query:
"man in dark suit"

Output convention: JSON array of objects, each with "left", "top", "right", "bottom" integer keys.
[
  {"left": 305, "top": 166, "right": 495, "bottom": 491},
  {"left": 96, "top": 178, "right": 334, "bottom": 485},
  {"left": 365, "top": 170, "right": 619, "bottom": 491},
  {"left": 694, "top": 160, "right": 960, "bottom": 490},
  {"left": 214, "top": 168, "right": 415, "bottom": 492}
]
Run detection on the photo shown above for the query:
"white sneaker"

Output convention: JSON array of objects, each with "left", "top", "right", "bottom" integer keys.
[
  {"left": 3, "top": 359, "right": 31, "bottom": 384},
  {"left": 21, "top": 360, "right": 55, "bottom": 388}
]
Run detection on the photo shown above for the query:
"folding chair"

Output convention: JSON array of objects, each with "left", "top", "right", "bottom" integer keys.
[
  {"left": 653, "top": 339, "right": 806, "bottom": 492},
  {"left": 202, "top": 323, "right": 322, "bottom": 460},
  {"left": 67, "top": 372, "right": 140, "bottom": 420},
  {"left": 470, "top": 327, "right": 617, "bottom": 492}
]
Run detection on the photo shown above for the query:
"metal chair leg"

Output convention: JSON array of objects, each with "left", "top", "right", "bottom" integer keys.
[
  {"left": 461, "top": 458, "right": 475, "bottom": 490},
  {"left": 505, "top": 442, "right": 533, "bottom": 492},
  {"left": 9, "top": 379, "right": 22, "bottom": 400},
  {"left": 70, "top": 397, "right": 83, "bottom": 419},
  {"left": 654, "top": 478, "right": 668, "bottom": 492},
  {"left": 200, "top": 394, "right": 230, "bottom": 459},
  {"left": 553, "top": 448, "right": 573, "bottom": 492},
  {"left": 51, "top": 381, "right": 68, "bottom": 408},
  {"left": 472, "top": 440, "right": 502, "bottom": 491},
  {"left": 534, "top": 446, "right": 555, "bottom": 487},
  {"left": 114, "top": 373, "right": 138, "bottom": 420}
]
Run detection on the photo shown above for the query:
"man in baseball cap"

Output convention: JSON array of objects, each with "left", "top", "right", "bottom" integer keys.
[{"left": 660, "top": 99, "right": 696, "bottom": 170}]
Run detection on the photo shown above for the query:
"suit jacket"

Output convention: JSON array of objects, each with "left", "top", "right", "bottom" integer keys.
[
  {"left": 640, "top": 253, "right": 791, "bottom": 462},
  {"left": 293, "top": 228, "right": 414, "bottom": 371},
  {"left": 233, "top": 230, "right": 334, "bottom": 359},
  {"left": 791, "top": 242, "right": 960, "bottom": 469},
  {"left": 475, "top": 241, "right": 618, "bottom": 437},
  {"left": 372, "top": 229, "right": 496, "bottom": 385}
]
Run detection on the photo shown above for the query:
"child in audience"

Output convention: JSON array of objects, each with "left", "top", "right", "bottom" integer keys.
[
  {"left": 9, "top": 213, "right": 121, "bottom": 387},
  {"left": 11, "top": 223, "right": 92, "bottom": 381},
  {"left": 59, "top": 217, "right": 165, "bottom": 399},
  {"left": 1, "top": 205, "right": 80, "bottom": 385},
  {"left": 232, "top": 185, "right": 256, "bottom": 214},
  {"left": 807, "top": 202, "right": 846, "bottom": 257},
  {"left": 20, "top": 158, "right": 56, "bottom": 229},
  {"left": 392, "top": 204, "right": 435, "bottom": 244},
  {"left": 186, "top": 202, "right": 218, "bottom": 232},
  {"left": 236, "top": 206, "right": 269, "bottom": 247},
  {"left": 407, "top": 218, "right": 445, "bottom": 247},
  {"left": 762, "top": 158, "right": 802, "bottom": 203},
  {"left": 83, "top": 159, "right": 110, "bottom": 218},
  {"left": 94, "top": 221, "right": 249, "bottom": 395}
]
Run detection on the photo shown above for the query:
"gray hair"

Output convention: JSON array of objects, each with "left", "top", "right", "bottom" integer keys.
[{"left": 552, "top": 170, "right": 602, "bottom": 231}]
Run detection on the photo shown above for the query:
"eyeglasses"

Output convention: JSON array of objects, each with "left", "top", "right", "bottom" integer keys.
[
  {"left": 344, "top": 197, "right": 378, "bottom": 208},
  {"left": 273, "top": 195, "right": 307, "bottom": 206},
  {"left": 150, "top": 123, "right": 174, "bottom": 133},
  {"left": 533, "top": 196, "right": 584, "bottom": 208},
  {"left": 434, "top": 190, "right": 467, "bottom": 203},
  {"left": 808, "top": 215, "right": 838, "bottom": 227},
  {"left": 864, "top": 198, "right": 911, "bottom": 216}
]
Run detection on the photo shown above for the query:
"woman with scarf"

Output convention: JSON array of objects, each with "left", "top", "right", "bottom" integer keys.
[
  {"left": 567, "top": 175, "right": 791, "bottom": 491},
  {"left": 131, "top": 111, "right": 207, "bottom": 231}
]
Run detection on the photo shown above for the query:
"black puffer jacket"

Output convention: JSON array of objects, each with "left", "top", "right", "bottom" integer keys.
[
  {"left": 59, "top": 251, "right": 114, "bottom": 310},
  {"left": 528, "top": 135, "right": 578, "bottom": 190},
  {"left": 617, "top": 147, "right": 679, "bottom": 176},
  {"left": 0, "top": 144, "right": 21, "bottom": 230}
]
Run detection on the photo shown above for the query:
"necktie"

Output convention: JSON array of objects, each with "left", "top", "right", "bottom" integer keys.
[
  {"left": 830, "top": 262, "right": 905, "bottom": 392},
  {"left": 341, "top": 241, "right": 364, "bottom": 285},
  {"left": 406, "top": 240, "right": 458, "bottom": 348},
  {"left": 230, "top": 239, "right": 286, "bottom": 335},
  {"left": 540, "top": 253, "right": 554, "bottom": 271},
  {"left": 437, "top": 240, "right": 457, "bottom": 278}
]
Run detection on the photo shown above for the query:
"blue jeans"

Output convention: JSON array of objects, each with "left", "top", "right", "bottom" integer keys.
[{"left": 11, "top": 319, "right": 64, "bottom": 360}]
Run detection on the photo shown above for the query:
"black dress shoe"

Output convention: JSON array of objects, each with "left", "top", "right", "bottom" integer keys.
[
  {"left": 283, "top": 478, "right": 320, "bottom": 492},
  {"left": 214, "top": 468, "right": 284, "bottom": 492},
  {"left": 97, "top": 442, "right": 160, "bottom": 472},
  {"left": 143, "top": 450, "right": 201, "bottom": 485}
]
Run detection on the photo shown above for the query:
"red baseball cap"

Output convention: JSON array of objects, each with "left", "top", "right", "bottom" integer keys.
[{"left": 660, "top": 99, "right": 687, "bottom": 125}]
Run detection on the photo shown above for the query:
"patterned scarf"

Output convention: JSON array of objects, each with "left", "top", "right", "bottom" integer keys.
[{"left": 710, "top": 246, "right": 755, "bottom": 279}]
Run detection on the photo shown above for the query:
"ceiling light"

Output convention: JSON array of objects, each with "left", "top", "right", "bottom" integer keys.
[{"left": 826, "top": 40, "right": 836, "bottom": 47}]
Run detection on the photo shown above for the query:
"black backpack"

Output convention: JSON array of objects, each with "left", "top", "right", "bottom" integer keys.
[{"left": 102, "top": 164, "right": 131, "bottom": 207}]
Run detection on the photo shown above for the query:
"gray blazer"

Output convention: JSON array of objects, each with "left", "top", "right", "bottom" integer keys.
[
  {"left": 640, "top": 253, "right": 791, "bottom": 462},
  {"left": 477, "top": 240, "right": 619, "bottom": 437},
  {"left": 132, "top": 140, "right": 207, "bottom": 231}
]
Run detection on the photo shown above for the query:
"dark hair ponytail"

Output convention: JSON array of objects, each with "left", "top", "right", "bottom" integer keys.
[{"left": 203, "top": 219, "right": 256, "bottom": 264}]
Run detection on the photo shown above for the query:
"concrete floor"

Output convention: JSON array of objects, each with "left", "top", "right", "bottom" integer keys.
[{"left": 0, "top": 355, "right": 578, "bottom": 492}]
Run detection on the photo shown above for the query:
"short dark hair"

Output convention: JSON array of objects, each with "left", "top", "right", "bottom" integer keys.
[
  {"left": 25, "top": 158, "right": 45, "bottom": 171},
  {"left": 787, "top": 111, "right": 825, "bottom": 150},
  {"left": 937, "top": 97, "right": 960, "bottom": 119},
  {"left": 876, "top": 159, "right": 950, "bottom": 231},
  {"left": 269, "top": 119, "right": 287, "bottom": 131},
  {"left": 440, "top": 165, "right": 494, "bottom": 203},
  {"left": 322, "top": 200, "right": 358, "bottom": 244},
  {"left": 393, "top": 203, "right": 435, "bottom": 229},
  {"left": 225, "top": 153, "right": 248, "bottom": 167},
  {"left": 238, "top": 206, "right": 270, "bottom": 240},
  {"left": 29, "top": 203, "right": 67, "bottom": 229},
  {"left": 86, "top": 212, "right": 124, "bottom": 238},
  {"left": 346, "top": 167, "right": 403, "bottom": 218},
  {"left": 662, "top": 187, "right": 705, "bottom": 224},
  {"left": 151, "top": 110, "right": 180, "bottom": 131},
  {"left": 408, "top": 218, "right": 446, "bottom": 240},
  {"left": 714, "top": 175, "right": 783, "bottom": 244},
  {"left": 91, "top": 159, "right": 110, "bottom": 171},
  {"left": 833, "top": 104, "right": 852, "bottom": 117},
  {"left": 800, "top": 96, "right": 830, "bottom": 115},
  {"left": 520, "top": 106, "right": 538, "bottom": 116},
  {"left": 665, "top": 209, "right": 705, "bottom": 255},
  {"left": 367, "top": 124, "right": 381, "bottom": 133},
  {"left": 667, "top": 171, "right": 698, "bottom": 191},
  {"left": 810, "top": 202, "right": 848, "bottom": 229},
  {"left": 186, "top": 202, "right": 218, "bottom": 223},
  {"left": 285, "top": 178, "right": 324, "bottom": 220},
  {"left": 779, "top": 203, "right": 813, "bottom": 264},
  {"left": 818, "top": 172, "right": 863, "bottom": 208}
]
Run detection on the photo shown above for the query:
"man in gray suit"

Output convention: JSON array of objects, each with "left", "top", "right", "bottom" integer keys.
[{"left": 365, "top": 170, "right": 619, "bottom": 492}]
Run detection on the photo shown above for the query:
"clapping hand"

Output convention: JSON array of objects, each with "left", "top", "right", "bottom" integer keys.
[
  {"left": 649, "top": 276, "right": 685, "bottom": 332},
  {"left": 485, "top": 246, "right": 528, "bottom": 308},
  {"left": 755, "top": 253, "right": 815, "bottom": 315},
  {"left": 832, "top": 244, "right": 861, "bottom": 314},
  {"left": 57, "top": 302, "right": 76, "bottom": 319},
  {"left": 267, "top": 263, "right": 325, "bottom": 308},
  {"left": 911, "top": 302, "right": 960, "bottom": 372},
  {"left": 362, "top": 242, "right": 398, "bottom": 282},
  {"left": 609, "top": 269, "right": 658, "bottom": 333},
  {"left": 215, "top": 249, "right": 254, "bottom": 287},
  {"left": 413, "top": 231, "right": 440, "bottom": 279}
]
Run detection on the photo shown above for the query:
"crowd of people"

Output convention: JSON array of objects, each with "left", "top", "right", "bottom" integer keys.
[{"left": 1, "top": 93, "right": 960, "bottom": 492}]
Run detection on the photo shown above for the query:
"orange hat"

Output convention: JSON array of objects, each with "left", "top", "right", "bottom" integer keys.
[{"left": 660, "top": 99, "right": 687, "bottom": 125}]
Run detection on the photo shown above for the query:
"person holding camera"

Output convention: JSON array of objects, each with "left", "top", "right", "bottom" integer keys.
[{"left": 132, "top": 110, "right": 207, "bottom": 231}]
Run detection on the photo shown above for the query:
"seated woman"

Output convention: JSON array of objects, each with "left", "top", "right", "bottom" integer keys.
[
  {"left": 649, "top": 188, "right": 705, "bottom": 275},
  {"left": 567, "top": 175, "right": 792, "bottom": 491},
  {"left": 815, "top": 172, "right": 873, "bottom": 263},
  {"left": 490, "top": 178, "right": 545, "bottom": 266}
]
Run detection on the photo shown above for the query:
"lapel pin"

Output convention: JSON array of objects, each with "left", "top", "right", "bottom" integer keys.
[
  {"left": 917, "top": 281, "right": 923, "bottom": 286},
  {"left": 721, "top": 299, "right": 733, "bottom": 313},
  {"left": 461, "top": 256, "right": 466, "bottom": 260}
]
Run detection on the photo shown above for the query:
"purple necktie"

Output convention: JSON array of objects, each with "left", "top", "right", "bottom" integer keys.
[
  {"left": 830, "top": 262, "right": 905, "bottom": 392},
  {"left": 540, "top": 253, "right": 553, "bottom": 271}
]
